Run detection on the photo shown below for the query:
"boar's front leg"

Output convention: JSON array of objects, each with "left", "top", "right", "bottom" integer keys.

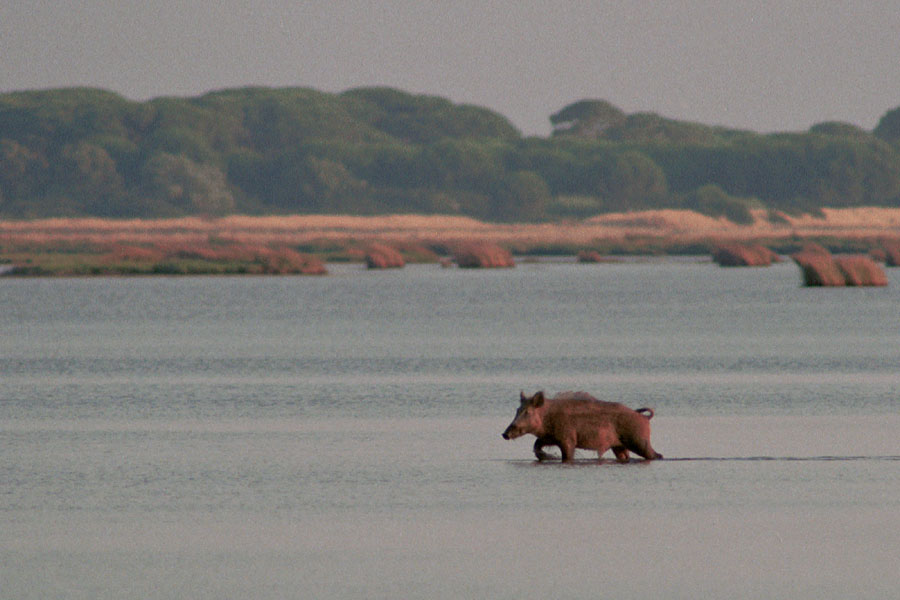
[{"left": 532, "top": 436, "right": 558, "bottom": 461}]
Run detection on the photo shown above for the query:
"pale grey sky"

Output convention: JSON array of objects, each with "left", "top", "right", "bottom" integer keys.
[{"left": 2, "top": 1, "right": 899, "bottom": 136}]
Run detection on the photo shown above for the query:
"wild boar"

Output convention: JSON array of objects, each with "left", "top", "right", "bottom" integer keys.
[{"left": 501, "top": 390, "right": 663, "bottom": 462}]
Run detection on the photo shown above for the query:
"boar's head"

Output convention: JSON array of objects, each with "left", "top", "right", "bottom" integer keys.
[{"left": 502, "top": 391, "right": 546, "bottom": 440}]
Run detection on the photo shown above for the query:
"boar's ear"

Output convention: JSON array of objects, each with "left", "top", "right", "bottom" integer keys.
[
  {"left": 532, "top": 390, "right": 545, "bottom": 407},
  {"left": 520, "top": 390, "right": 527, "bottom": 404}
]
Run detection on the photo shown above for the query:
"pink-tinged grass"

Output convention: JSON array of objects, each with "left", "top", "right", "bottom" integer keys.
[
  {"left": 452, "top": 242, "right": 515, "bottom": 268},
  {"left": 711, "top": 243, "right": 780, "bottom": 266},
  {"left": 792, "top": 249, "right": 887, "bottom": 287}
]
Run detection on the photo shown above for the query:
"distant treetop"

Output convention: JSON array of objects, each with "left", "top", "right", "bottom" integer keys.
[
  {"left": 341, "top": 87, "right": 520, "bottom": 143},
  {"left": 550, "top": 99, "right": 626, "bottom": 137},
  {"left": 550, "top": 99, "right": 751, "bottom": 144},
  {"left": 809, "top": 121, "right": 872, "bottom": 139},
  {"left": 874, "top": 106, "right": 900, "bottom": 142}
]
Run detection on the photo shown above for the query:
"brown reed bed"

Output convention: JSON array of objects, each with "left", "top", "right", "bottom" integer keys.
[
  {"left": 365, "top": 243, "right": 405, "bottom": 269},
  {"left": 452, "top": 242, "right": 515, "bottom": 268},
  {"left": 791, "top": 249, "right": 887, "bottom": 287},
  {"left": 2, "top": 236, "right": 326, "bottom": 276},
  {"left": 711, "top": 243, "right": 780, "bottom": 267},
  {"left": 3, "top": 208, "right": 900, "bottom": 276}
]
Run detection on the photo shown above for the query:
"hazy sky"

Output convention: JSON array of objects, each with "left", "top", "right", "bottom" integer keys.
[{"left": 2, "top": 1, "right": 899, "bottom": 136}]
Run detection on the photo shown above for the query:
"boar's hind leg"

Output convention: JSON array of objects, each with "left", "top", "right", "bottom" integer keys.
[
  {"left": 627, "top": 439, "right": 663, "bottom": 460},
  {"left": 532, "top": 436, "right": 558, "bottom": 461},
  {"left": 612, "top": 446, "right": 630, "bottom": 463}
]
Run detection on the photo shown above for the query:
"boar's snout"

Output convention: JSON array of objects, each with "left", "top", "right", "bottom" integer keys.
[{"left": 502, "top": 424, "right": 520, "bottom": 440}]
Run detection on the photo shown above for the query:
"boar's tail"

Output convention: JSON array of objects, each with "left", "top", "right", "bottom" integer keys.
[{"left": 636, "top": 407, "right": 654, "bottom": 419}]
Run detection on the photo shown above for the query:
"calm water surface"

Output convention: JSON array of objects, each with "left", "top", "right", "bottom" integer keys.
[{"left": 2, "top": 261, "right": 899, "bottom": 599}]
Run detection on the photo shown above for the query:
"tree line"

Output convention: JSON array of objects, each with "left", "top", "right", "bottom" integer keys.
[{"left": 2, "top": 86, "right": 900, "bottom": 222}]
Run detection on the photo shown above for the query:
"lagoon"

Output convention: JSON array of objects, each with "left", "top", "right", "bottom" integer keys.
[{"left": 2, "top": 261, "right": 899, "bottom": 599}]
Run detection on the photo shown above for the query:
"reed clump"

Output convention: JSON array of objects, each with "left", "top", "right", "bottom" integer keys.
[
  {"left": 453, "top": 242, "right": 515, "bottom": 268},
  {"left": 364, "top": 244, "right": 405, "bottom": 269},
  {"left": 792, "top": 248, "right": 887, "bottom": 287},
  {"left": 577, "top": 250, "right": 612, "bottom": 263},
  {"left": 834, "top": 255, "right": 888, "bottom": 286},
  {"left": 873, "top": 240, "right": 900, "bottom": 266},
  {"left": 711, "top": 243, "right": 780, "bottom": 266}
]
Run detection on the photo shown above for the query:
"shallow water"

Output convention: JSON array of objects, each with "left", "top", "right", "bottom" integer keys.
[{"left": 2, "top": 261, "right": 899, "bottom": 599}]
